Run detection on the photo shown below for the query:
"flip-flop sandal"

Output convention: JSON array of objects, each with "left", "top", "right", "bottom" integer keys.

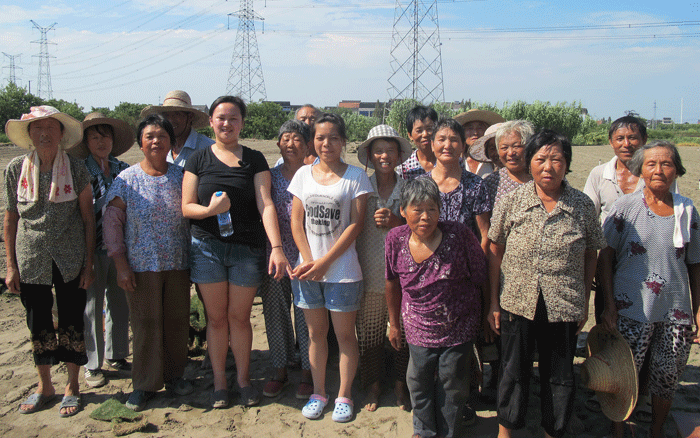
[
  {"left": 18, "top": 393, "right": 54, "bottom": 414},
  {"left": 302, "top": 394, "right": 328, "bottom": 419},
  {"left": 58, "top": 395, "right": 81, "bottom": 418},
  {"left": 212, "top": 389, "right": 229, "bottom": 409},
  {"left": 332, "top": 397, "right": 354, "bottom": 423}
]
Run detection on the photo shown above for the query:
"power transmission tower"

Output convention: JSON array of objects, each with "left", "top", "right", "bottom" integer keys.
[
  {"left": 226, "top": 0, "right": 267, "bottom": 102},
  {"left": 31, "top": 20, "right": 57, "bottom": 99},
  {"left": 387, "top": 0, "right": 445, "bottom": 104},
  {"left": 2, "top": 53, "right": 23, "bottom": 86}
]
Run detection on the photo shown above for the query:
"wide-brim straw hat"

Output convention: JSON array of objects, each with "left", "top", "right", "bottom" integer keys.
[
  {"left": 468, "top": 122, "right": 504, "bottom": 163},
  {"left": 140, "top": 90, "right": 209, "bottom": 129},
  {"left": 453, "top": 108, "right": 505, "bottom": 128},
  {"left": 5, "top": 105, "right": 83, "bottom": 150},
  {"left": 68, "top": 112, "right": 135, "bottom": 159},
  {"left": 357, "top": 124, "right": 413, "bottom": 169},
  {"left": 581, "top": 325, "right": 638, "bottom": 422}
]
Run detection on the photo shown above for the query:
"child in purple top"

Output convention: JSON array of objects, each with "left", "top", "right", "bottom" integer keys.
[{"left": 385, "top": 178, "right": 487, "bottom": 438}]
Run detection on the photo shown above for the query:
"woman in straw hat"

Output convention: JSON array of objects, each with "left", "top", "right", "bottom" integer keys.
[
  {"left": 488, "top": 130, "right": 605, "bottom": 438},
  {"left": 4, "top": 105, "right": 96, "bottom": 417},
  {"left": 453, "top": 108, "right": 505, "bottom": 178},
  {"left": 355, "top": 124, "right": 412, "bottom": 412},
  {"left": 599, "top": 140, "right": 700, "bottom": 438},
  {"left": 68, "top": 112, "right": 135, "bottom": 389},
  {"left": 104, "top": 114, "right": 191, "bottom": 411},
  {"left": 182, "top": 96, "right": 290, "bottom": 409}
]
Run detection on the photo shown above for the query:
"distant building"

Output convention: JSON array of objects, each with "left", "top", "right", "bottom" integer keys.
[
  {"left": 269, "top": 101, "right": 292, "bottom": 112},
  {"left": 662, "top": 117, "right": 673, "bottom": 125}
]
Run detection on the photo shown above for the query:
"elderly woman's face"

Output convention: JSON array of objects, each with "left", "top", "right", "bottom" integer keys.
[
  {"left": 432, "top": 127, "right": 464, "bottom": 166},
  {"left": 140, "top": 124, "right": 171, "bottom": 162},
  {"left": 28, "top": 118, "right": 63, "bottom": 151},
  {"left": 464, "top": 121, "right": 488, "bottom": 147},
  {"left": 498, "top": 130, "right": 526, "bottom": 174},
  {"left": 530, "top": 142, "right": 567, "bottom": 193},
  {"left": 401, "top": 200, "right": 440, "bottom": 240},
  {"left": 641, "top": 146, "right": 676, "bottom": 193},
  {"left": 278, "top": 131, "right": 307, "bottom": 164},
  {"left": 370, "top": 139, "right": 400, "bottom": 175}
]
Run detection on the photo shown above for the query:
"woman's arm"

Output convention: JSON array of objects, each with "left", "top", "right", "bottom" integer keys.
[
  {"left": 475, "top": 212, "right": 490, "bottom": 254},
  {"left": 487, "top": 241, "right": 505, "bottom": 335},
  {"left": 688, "top": 262, "right": 700, "bottom": 343},
  {"left": 294, "top": 193, "right": 369, "bottom": 281},
  {"left": 181, "top": 170, "right": 230, "bottom": 219},
  {"left": 598, "top": 246, "right": 617, "bottom": 332},
  {"left": 290, "top": 195, "right": 314, "bottom": 277},
  {"left": 78, "top": 184, "right": 96, "bottom": 289},
  {"left": 577, "top": 247, "right": 598, "bottom": 334},
  {"left": 254, "top": 170, "right": 291, "bottom": 280},
  {"left": 385, "top": 278, "right": 403, "bottom": 351},
  {"left": 4, "top": 211, "right": 20, "bottom": 294},
  {"left": 104, "top": 197, "right": 136, "bottom": 292}
]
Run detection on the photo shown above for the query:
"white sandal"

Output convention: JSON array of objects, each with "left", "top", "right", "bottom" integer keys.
[
  {"left": 302, "top": 394, "right": 328, "bottom": 419},
  {"left": 332, "top": 397, "right": 354, "bottom": 423}
]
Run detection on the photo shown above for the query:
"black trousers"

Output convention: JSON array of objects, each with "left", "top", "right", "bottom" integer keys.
[
  {"left": 497, "top": 296, "right": 577, "bottom": 438},
  {"left": 20, "top": 261, "right": 88, "bottom": 366}
]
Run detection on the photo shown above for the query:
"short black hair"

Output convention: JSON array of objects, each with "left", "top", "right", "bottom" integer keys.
[
  {"left": 312, "top": 113, "right": 347, "bottom": 141},
  {"left": 524, "top": 129, "right": 572, "bottom": 174},
  {"left": 137, "top": 114, "right": 176, "bottom": 147},
  {"left": 609, "top": 116, "right": 647, "bottom": 141},
  {"left": 431, "top": 118, "right": 465, "bottom": 145},
  {"left": 209, "top": 95, "right": 247, "bottom": 120},
  {"left": 405, "top": 105, "right": 438, "bottom": 134}
]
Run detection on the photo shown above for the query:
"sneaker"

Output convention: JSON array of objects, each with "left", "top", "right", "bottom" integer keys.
[
  {"left": 84, "top": 369, "right": 106, "bottom": 388},
  {"left": 104, "top": 359, "right": 131, "bottom": 373},
  {"left": 165, "top": 378, "right": 194, "bottom": 396},
  {"left": 125, "top": 390, "right": 156, "bottom": 411}
]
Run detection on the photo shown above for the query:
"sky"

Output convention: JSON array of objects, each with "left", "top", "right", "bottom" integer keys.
[{"left": 1, "top": 0, "right": 699, "bottom": 123}]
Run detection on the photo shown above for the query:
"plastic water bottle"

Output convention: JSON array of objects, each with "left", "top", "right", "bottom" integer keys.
[{"left": 215, "top": 191, "right": 233, "bottom": 237}]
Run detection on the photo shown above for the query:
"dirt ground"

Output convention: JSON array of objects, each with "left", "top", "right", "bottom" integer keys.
[{"left": 0, "top": 139, "right": 697, "bottom": 437}]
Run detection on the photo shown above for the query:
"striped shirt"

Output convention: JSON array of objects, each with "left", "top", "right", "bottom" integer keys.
[{"left": 85, "top": 155, "right": 129, "bottom": 250}]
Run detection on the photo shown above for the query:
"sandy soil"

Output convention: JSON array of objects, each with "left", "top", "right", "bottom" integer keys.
[{"left": 0, "top": 140, "right": 697, "bottom": 437}]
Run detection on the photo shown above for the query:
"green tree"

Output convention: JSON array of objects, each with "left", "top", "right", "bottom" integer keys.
[
  {"left": 240, "top": 101, "right": 288, "bottom": 139},
  {"left": 0, "top": 83, "right": 43, "bottom": 134},
  {"left": 43, "top": 98, "right": 85, "bottom": 121},
  {"left": 385, "top": 99, "right": 420, "bottom": 137},
  {"left": 110, "top": 102, "right": 149, "bottom": 129}
]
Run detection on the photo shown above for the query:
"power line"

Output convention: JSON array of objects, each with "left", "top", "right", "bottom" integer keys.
[
  {"left": 388, "top": 0, "right": 444, "bottom": 103},
  {"left": 2, "top": 53, "right": 23, "bottom": 86},
  {"left": 31, "top": 21, "right": 57, "bottom": 99},
  {"left": 227, "top": 0, "right": 267, "bottom": 102}
]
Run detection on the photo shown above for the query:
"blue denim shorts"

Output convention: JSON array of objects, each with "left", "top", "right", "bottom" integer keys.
[
  {"left": 291, "top": 279, "right": 363, "bottom": 312},
  {"left": 190, "top": 236, "right": 266, "bottom": 287}
]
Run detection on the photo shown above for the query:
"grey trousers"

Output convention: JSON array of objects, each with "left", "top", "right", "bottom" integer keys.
[
  {"left": 83, "top": 251, "right": 130, "bottom": 370},
  {"left": 407, "top": 342, "right": 471, "bottom": 438}
]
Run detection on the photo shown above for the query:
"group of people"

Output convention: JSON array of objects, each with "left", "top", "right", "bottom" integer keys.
[{"left": 4, "top": 92, "right": 699, "bottom": 438}]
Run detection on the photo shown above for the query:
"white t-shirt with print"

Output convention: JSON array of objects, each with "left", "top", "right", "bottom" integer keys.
[{"left": 287, "top": 164, "right": 373, "bottom": 283}]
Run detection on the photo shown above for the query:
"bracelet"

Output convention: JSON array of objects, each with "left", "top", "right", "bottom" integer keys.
[{"left": 271, "top": 245, "right": 283, "bottom": 249}]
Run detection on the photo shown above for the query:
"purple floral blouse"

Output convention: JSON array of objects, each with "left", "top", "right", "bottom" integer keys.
[
  {"left": 268, "top": 165, "right": 298, "bottom": 272},
  {"left": 421, "top": 169, "right": 491, "bottom": 233},
  {"left": 385, "top": 221, "right": 486, "bottom": 348}
]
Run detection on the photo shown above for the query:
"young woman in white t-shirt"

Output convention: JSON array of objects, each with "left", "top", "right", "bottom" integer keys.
[{"left": 288, "top": 113, "right": 372, "bottom": 422}]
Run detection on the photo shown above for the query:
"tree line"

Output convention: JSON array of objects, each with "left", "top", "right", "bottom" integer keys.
[{"left": 1, "top": 83, "right": 697, "bottom": 146}]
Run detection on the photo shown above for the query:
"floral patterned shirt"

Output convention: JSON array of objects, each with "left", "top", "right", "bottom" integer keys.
[
  {"left": 603, "top": 192, "right": 700, "bottom": 325},
  {"left": 488, "top": 181, "right": 606, "bottom": 322},
  {"left": 385, "top": 221, "right": 486, "bottom": 348},
  {"left": 268, "top": 165, "right": 298, "bottom": 273},
  {"left": 4, "top": 154, "right": 90, "bottom": 285},
  {"left": 106, "top": 163, "right": 189, "bottom": 272},
  {"left": 422, "top": 169, "right": 491, "bottom": 234},
  {"left": 483, "top": 167, "right": 526, "bottom": 210}
]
